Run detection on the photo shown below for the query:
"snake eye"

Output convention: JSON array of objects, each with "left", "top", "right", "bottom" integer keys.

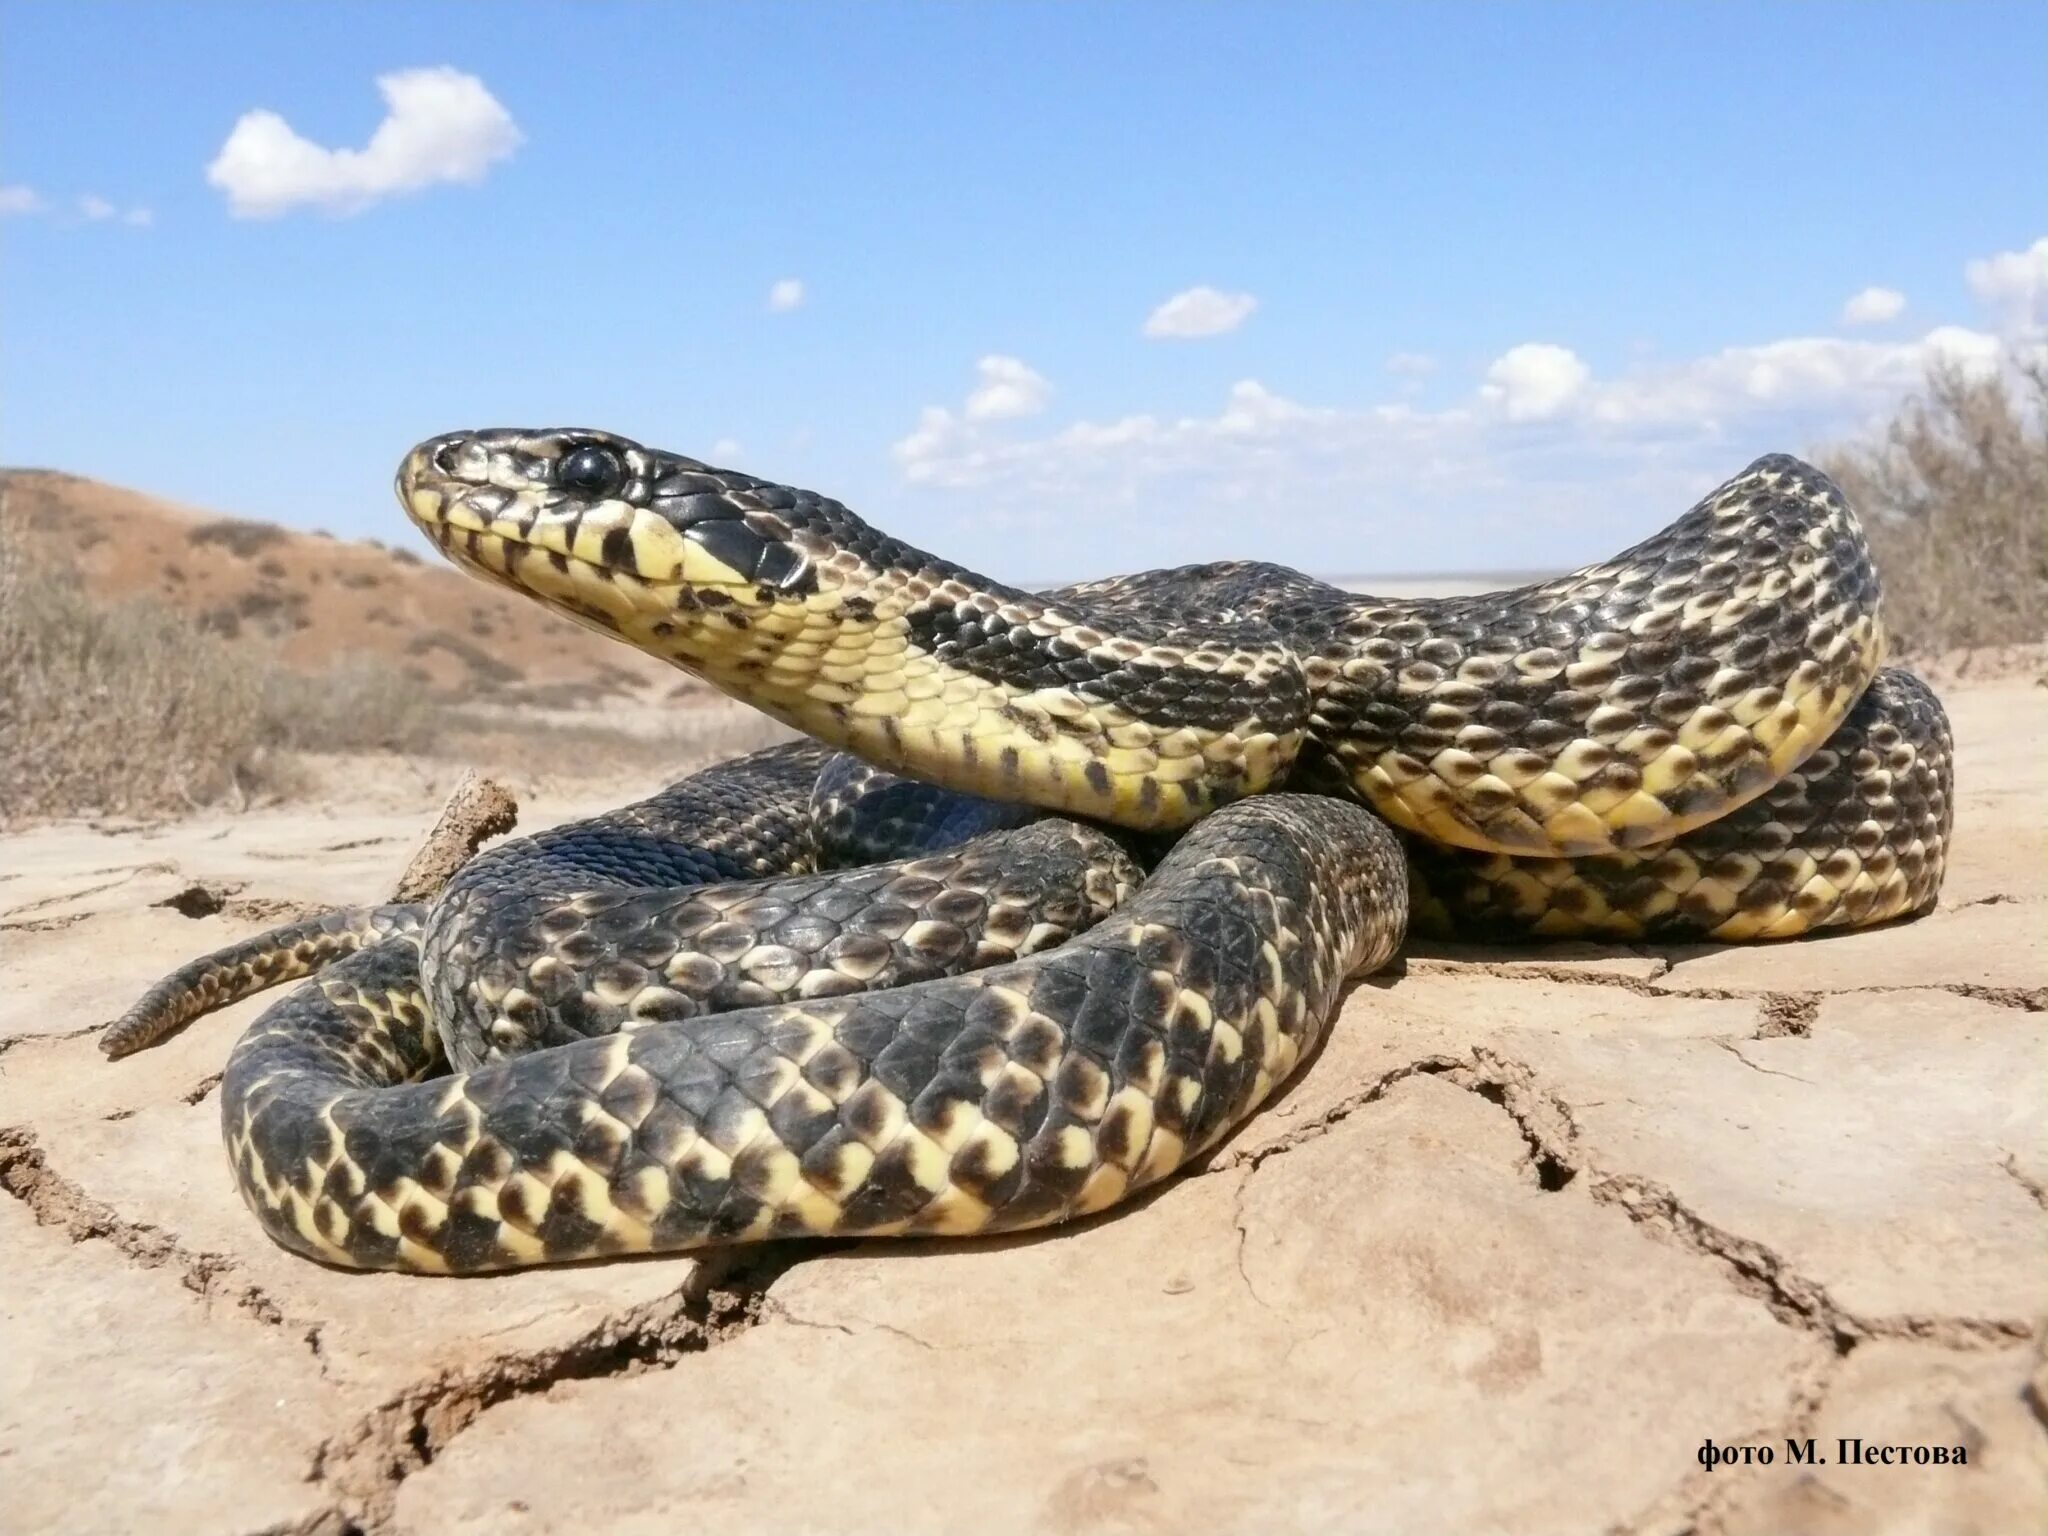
[{"left": 558, "top": 444, "right": 625, "bottom": 498}]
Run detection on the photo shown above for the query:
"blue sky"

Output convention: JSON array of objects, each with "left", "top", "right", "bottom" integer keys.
[{"left": 4, "top": 2, "right": 2043, "bottom": 581}]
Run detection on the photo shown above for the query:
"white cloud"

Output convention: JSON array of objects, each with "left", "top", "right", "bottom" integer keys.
[
  {"left": 206, "top": 66, "right": 522, "bottom": 218},
  {"left": 1841, "top": 285, "right": 1905, "bottom": 325},
  {"left": 3, "top": 185, "right": 148, "bottom": 226},
  {"left": 892, "top": 406, "right": 965, "bottom": 480},
  {"left": 1965, "top": 235, "right": 2048, "bottom": 335},
  {"left": 1481, "top": 343, "right": 1590, "bottom": 421},
  {"left": 892, "top": 356, "right": 1055, "bottom": 480},
  {"left": 766, "top": 278, "right": 805, "bottom": 313},
  {"left": 1920, "top": 325, "right": 2005, "bottom": 374},
  {"left": 884, "top": 314, "right": 2031, "bottom": 573},
  {"left": 708, "top": 438, "right": 743, "bottom": 462},
  {"left": 1583, "top": 330, "right": 2004, "bottom": 428},
  {"left": 1386, "top": 352, "right": 1437, "bottom": 376},
  {"left": 964, "top": 354, "right": 1052, "bottom": 421},
  {"left": 1142, "top": 285, "right": 1258, "bottom": 339},
  {"left": 885, "top": 237, "right": 2044, "bottom": 574}
]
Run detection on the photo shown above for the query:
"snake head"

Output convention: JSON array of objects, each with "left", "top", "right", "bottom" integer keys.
[{"left": 395, "top": 428, "right": 841, "bottom": 644}]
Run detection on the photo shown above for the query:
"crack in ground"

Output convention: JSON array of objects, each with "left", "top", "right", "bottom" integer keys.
[
  {"left": 1206, "top": 1054, "right": 1472, "bottom": 1310},
  {"left": 1404, "top": 955, "right": 2045, "bottom": 1016},
  {"left": 1615, "top": 1355, "right": 1842, "bottom": 1536},
  {"left": 0, "top": 863, "right": 176, "bottom": 919},
  {"left": 765, "top": 1296, "right": 939, "bottom": 1351},
  {"left": 2025, "top": 1356, "right": 2048, "bottom": 1436},
  {"left": 236, "top": 1510, "right": 362, "bottom": 1536},
  {"left": 1712, "top": 1039, "right": 1815, "bottom": 1084},
  {"left": 0, "top": 1020, "right": 105, "bottom": 1059},
  {"left": 2001, "top": 1154, "right": 2048, "bottom": 1213},
  {"left": 1214, "top": 1055, "right": 1467, "bottom": 1176},
  {"left": 1944, "top": 983, "right": 2048, "bottom": 1012},
  {"left": 0, "top": 911, "right": 93, "bottom": 935},
  {"left": 1404, "top": 957, "right": 1674, "bottom": 994},
  {"left": 1448, "top": 1047, "right": 1580, "bottom": 1192},
  {"left": 1208, "top": 1057, "right": 1472, "bottom": 1312},
  {"left": 307, "top": 1246, "right": 802, "bottom": 1534},
  {"left": 1434, "top": 1054, "right": 2039, "bottom": 1354},
  {"left": 1229, "top": 1176, "right": 1275, "bottom": 1312},
  {"left": 0, "top": 1124, "right": 314, "bottom": 1349}
]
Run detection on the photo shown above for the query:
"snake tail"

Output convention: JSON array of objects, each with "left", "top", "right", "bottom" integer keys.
[{"left": 101, "top": 903, "right": 425, "bottom": 1059}]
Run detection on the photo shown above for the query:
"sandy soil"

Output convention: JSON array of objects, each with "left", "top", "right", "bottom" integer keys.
[{"left": 2, "top": 671, "right": 2043, "bottom": 1536}]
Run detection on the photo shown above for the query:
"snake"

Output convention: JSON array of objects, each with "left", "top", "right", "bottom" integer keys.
[{"left": 101, "top": 431, "right": 1954, "bottom": 1273}]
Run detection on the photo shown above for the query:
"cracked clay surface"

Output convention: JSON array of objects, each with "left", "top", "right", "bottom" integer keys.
[{"left": 2, "top": 675, "right": 2044, "bottom": 1535}]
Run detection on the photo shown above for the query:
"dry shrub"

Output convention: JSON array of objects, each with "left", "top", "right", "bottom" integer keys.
[
  {"left": 404, "top": 629, "right": 525, "bottom": 689},
  {"left": 0, "top": 513, "right": 429, "bottom": 823},
  {"left": 2, "top": 517, "right": 279, "bottom": 819},
  {"left": 1817, "top": 351, "right": 2047, "bottom": 654},
  {"left": 260, "top": 657, "right": 433, "bottom": 756},
  {"left": 188, "top": 518, "right": 288, "bottom": 557},
  {"left": 436, "top": 701, "right": 794, "bottom": 786}
]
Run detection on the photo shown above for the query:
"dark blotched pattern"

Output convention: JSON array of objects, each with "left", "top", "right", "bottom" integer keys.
[
  {"left": 183, "top": 442, "right": 1946, "bottom": 1272},
  {"left": 222, "top": 796, "right": 1406, "bottom": 1272}
]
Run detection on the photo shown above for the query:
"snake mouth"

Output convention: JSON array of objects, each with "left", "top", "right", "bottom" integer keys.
[{"left": 395, "top": 430, "right": 817, "bottom": 625}]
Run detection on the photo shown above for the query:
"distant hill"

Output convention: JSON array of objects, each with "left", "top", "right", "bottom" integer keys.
[{"left": 0, "top": 469, "right": 686, "bottom": 705}]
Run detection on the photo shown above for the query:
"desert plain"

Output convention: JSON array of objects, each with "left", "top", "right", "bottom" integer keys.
[{"left": 0, "top": 641, "right": 2042, "bottom": 1536}]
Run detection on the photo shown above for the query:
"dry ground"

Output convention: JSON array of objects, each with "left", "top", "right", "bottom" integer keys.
[{"left": 1, "top": 664, "right": 2042, "bottom": 1536}]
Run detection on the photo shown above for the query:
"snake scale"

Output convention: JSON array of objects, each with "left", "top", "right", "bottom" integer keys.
[{"left": 103, "top": 431, "right": 1953, "bottom": 1273}]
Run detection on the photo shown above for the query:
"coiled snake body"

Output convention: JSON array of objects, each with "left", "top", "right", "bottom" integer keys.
[{"left": 105, "top": 434, "right": 1953, "bottom": 1272}]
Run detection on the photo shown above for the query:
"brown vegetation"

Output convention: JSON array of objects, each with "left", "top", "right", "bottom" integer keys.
[
  {"left": 0, "top": 482, "right": 789, "bottom": 824},
  {"left": 1818, "top": 351, "right": 2047, "bottom": 654},
  {"left": 187, "top": 518, "right": 289, "bottom": 557},
  {"left": 0, "top": 514, "right": 428, "bottom": 822}
]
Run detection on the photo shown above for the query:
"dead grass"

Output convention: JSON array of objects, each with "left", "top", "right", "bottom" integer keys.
[
  {"left": 1817, "top": 350, "right": 2047, "bottom": 654},
  {"left": 0, "top": 510, "right": 430, "bottom": 823},
  {"left": 0, "top": 497, "right": 789, "bottom": 824},
  {"left": 261, "top": 657, "right": 436, "bottom": 756},
  {"left": 187, "top": 518, "right": 289, "bottom": 557}
]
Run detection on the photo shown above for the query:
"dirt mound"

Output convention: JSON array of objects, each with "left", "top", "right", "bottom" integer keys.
[{"left": 0, "top": 469, "right": 676, "bottom": 703}]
